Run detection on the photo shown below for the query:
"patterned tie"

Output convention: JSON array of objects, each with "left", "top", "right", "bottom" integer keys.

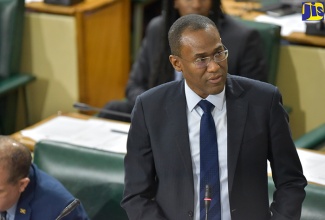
[
  {"left": 198, "top": 100, "right": 221, "bottom": 220},
  {"left": 0, "top": 211, "right": 7, "bottom": 220}
]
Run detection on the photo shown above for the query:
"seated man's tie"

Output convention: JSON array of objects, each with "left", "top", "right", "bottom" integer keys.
[{"left": 198, "top": 100, "right": 221, "bottom": 220}]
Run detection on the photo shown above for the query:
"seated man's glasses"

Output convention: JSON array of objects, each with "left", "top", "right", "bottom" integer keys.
[{"left": 178, "top": 45, "right": 228, "bottom": 69}]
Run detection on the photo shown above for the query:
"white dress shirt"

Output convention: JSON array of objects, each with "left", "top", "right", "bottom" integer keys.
[
  {"left": 184, "top": 80, "right": 231, "bottom": 220},
  {"left": 174, "top": 70, "right": 183, "bottom": 81},
  {"left": 6, "top": 203, "right": 17, "bottom": 220}
]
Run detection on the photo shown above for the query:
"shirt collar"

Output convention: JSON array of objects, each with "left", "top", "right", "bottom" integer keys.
[
  {"left": 184, "top": 80, "right": 225, "bottom": 112},
  {"left": 7, "top": 202, "right": 17, "bottom": 219}
]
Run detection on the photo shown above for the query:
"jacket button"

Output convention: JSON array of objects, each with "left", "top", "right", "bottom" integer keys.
[{"left": 188, "top": 211, "right": 193, "bottom": 217}]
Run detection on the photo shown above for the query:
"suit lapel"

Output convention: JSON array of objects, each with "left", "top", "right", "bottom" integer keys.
[
  {"left": 165, "top": 81, "right": 194, "bottom": 184},
  {"left": 225, "top": 75, "right": 248, "bottom": 194},
  {"left": 163, "top": 78, "right": 248, "bottom": 198}
]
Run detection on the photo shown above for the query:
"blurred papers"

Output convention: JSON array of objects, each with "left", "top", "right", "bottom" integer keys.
[
  {"left": 255, "top": 13, "right": 307, "bottom": 36},
  {"left": 268, "top": 149, "right": 325, "bottom": 186},
  {"left": 21, "top": 116, "right": 129, "bottom": 153},
  {"left": 25, "top": 0, "right": 43, "bottom": 3}
]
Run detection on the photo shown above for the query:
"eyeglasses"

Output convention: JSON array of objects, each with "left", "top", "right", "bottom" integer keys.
[{"left": 178, "top": 45, "right": 228, "bottom": 69}]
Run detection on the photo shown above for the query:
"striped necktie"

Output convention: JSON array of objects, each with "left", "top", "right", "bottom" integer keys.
[{"left": 198, "top": 100, "right": 221, "bottom": 220}]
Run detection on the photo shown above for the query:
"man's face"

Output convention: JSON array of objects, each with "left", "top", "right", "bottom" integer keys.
[
  {"left": 169, "top": 26, "right": 228, "bottom": 98},
  {"left": 0, "top": 166, "right": 29, "bottom": 212},
  {"left": 174, "top": 0, "right": 212, "bottom": 16}
]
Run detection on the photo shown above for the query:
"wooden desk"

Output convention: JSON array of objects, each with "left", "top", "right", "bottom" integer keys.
[
  {"left": 222, "top": 0, "right": 325, "bottom": 47},
  {"left": 21, "top": 0, "right": 130, "bottom": 124}
]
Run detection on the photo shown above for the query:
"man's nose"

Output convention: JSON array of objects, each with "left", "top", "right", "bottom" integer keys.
[{"left": 206, "top": 59, "right": 220, "bottom": 72}]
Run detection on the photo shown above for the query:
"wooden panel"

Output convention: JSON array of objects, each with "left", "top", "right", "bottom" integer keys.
[
  {"left": 23, "top": 0, "right": 130, "bottom": 119},
  {"left": 276, "top": 46, "right": 325, "bottom": 139},
  {"left": 21, "top": 13, "right": 79, "bottom": 124},
  {"left": 76, "top": 0, "right": 130, "bottom": 109},
  {"left": 26, "top": 0, "right": 121, "bottom": 15}
]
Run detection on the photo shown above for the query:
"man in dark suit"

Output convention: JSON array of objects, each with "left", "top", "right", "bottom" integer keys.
[
  {"left": 0, "top": 136, "right": 89, "bottom": 220},
  {"left": 99, "top": 0, "right": 267, "bottom": 122},
  {"left": 121, "top": 14, "right": 307, "bottom": 220}
]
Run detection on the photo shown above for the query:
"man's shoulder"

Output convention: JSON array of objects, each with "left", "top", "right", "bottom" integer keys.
[
  {"left": 227, "top": 74, "right": 276, "bottom": 94},
  {"left": 31, "top": 164, "right": 74, "bottom": 201},
  {"left": 146, "top": 15, "right": 163, "bottom": 32},
  {"left": 17, "top": 164, "right": 78, "bottom": 219},
  {"left": 140, "top": 80, "right": 182, "bottom": 100}
]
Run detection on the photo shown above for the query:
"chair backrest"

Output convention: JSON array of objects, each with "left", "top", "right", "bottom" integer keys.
[
  {"left": 34, "top": 140, "right": 325, "bottom": 220},
  {"left": 0, "top": 0, "right": 25, "bottom": 78},
  {"left": 33, "top": 140, "right": 128, "bottom": 220},
  {"left": 294, "top": 123, "right": 325, "bottom": 149},
  {"left": 235, "top": 18, "right": 281, "bottom": 85},
  {"left": 0, "top": 0, "right": 29, "bottom": 135}
]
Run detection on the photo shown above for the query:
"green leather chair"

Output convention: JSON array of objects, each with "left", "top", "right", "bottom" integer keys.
[
  {"left": 235, "top": 18, "right": 281, "bottom": 85},
  {"left": 268, "top": 177, "right": 325, "bottom": 220},
  {"left": 235, "top": 17, "right": 292, "bottom": 113},
  {"left": 33, "top": 140, "right": 325, "bottom": 220},
  {"left": 33, "top": 140, "right": 128, "bottom": 220},
  {"left": 294, "top": 123, "right": 325, "bottom": 150},
  {"left": 0, "top": 0, "right": 36, "bottom": 134}
]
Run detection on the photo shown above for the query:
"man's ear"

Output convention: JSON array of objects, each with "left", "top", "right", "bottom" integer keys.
[
  {"left": 169, "top": 55, "right": 182, "bottom": 72},
  {"left": 19, "top": 177, "right": 30, "bottom": 193}
]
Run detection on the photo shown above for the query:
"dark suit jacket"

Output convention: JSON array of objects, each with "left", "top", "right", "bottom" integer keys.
[
  {"left": 15, "top": 164, "right": 89, "bottom": 220},
  {"left": 122, "top": 75, "right": 307, "bottom": 220},
  {"left": 126, "top": 15, "right": 267, "bottom": 106}
]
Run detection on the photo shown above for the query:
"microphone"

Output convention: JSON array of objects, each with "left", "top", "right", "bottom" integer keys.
[
  {"left": 55, "top": 199, "right": 80, "bottom": 220},
  {"left": 204, "top": 185, "right": 211, "bottom": 220},
  {"left": 73, "top": 102, "right": 131, "bottom": 122}
]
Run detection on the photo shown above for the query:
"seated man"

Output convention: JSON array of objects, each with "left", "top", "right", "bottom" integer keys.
[
  {"left": 0, "top": 136, "right": 89, "bottom": 220},
  {"left": 99, "top": 0, "right": 267, "bottom": 122}
]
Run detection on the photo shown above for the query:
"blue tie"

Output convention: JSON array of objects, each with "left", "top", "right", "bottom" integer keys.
[{"left": 198, "top": 100, "right": 221, "bottom": 220}]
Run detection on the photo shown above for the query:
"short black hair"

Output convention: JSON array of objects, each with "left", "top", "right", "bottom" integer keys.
[{"left": 168, "top": 14, "right": 218, "bottom": 56}]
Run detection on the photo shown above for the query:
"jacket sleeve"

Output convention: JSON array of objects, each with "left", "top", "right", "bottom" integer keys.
[
  {"left": 121, "top": 96, "right": 168, "bottom": 220},
  {"left": 268, "top": 87, "right": 307, "bottom": 220}
]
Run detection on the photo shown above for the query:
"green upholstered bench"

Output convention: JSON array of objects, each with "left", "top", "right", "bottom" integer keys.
[
  {"left": 33, "top": 140, "right": 128, "bottom": 220},
  {"left": 294, "top": 123, "right": 325, "bottom": 150},
  {"left": 234, "top": 17, "right": 281, "bottom": 85},
  {"left": 0, "top": 0, "right": 36, "bottom": 134},
  {"left": 268, "top": 177, "right": 325, "bottom": 220},
  {"left": 34, "top": 140, "right": 325, "bottom": 220},
  {"left": 234, "top": 17, "right": 294, "bottom": 114}
]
